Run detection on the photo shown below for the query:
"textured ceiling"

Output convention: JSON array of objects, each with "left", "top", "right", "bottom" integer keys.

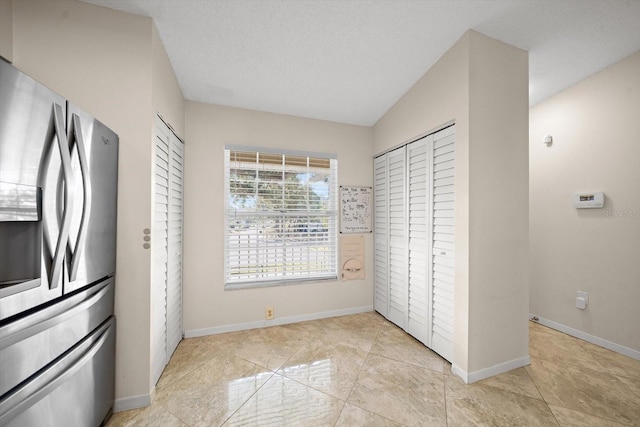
[{"left": 81, "top": 0, "right": 640, "bottom": 126}]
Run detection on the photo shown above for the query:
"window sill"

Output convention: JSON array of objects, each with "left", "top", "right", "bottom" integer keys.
[{"left": 225, "top": 275, "right": 338, "bottom": 290}]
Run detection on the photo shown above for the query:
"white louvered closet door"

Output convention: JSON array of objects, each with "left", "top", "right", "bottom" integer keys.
[
  {"left": 374, "top": 155, "right": 389, "bottom": 317},
  {"left": 166, "top": 131, "right": 184, "bottom": 360},
  {"left": 407, "top": 138, "right": 429, "bottom": 344},
  {"left": 387, "top": 147, "right": 408, "bottom": 329},
  {"left": 151, "top": 116, "right": 184, "bottom": 387},
  {"left": 430, "top": 125, "right": 455, "bottom": 361},
  {"left": 373, "top": 124, "right": 455, "bottom": 363}
]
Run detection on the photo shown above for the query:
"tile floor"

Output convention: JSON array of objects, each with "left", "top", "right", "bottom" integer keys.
[{"left": 106, "top": 312, "right": 640, "bottom": 426}]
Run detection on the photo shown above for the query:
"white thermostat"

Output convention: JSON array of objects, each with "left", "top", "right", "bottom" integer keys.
[{"left": 572, "top": 191, "right": 604, "bottom": 209}]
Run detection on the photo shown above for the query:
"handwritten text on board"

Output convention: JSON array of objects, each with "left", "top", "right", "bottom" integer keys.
[{"left": 340, "top": 186, "right": 372, "bottom": 233}]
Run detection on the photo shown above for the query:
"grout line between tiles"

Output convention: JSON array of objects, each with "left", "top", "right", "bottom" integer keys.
[
  {"left": 442, "top": 368, "right": 449, "bottom": 427},
  {"left": 218, "top": 368, "right": 278, "bottom": 426}
]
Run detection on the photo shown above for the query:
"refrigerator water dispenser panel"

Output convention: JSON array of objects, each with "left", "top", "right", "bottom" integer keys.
[{"left": 572, "top": 191, "right": 604, "bottom": 209}]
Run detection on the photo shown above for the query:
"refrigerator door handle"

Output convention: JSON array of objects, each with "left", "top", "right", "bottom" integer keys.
[
  {"left": 49, "top": 103, "right": 74, "bottom": 290},
  {"left": 67, "top": 113, "right": 91, "bottom": 282}
]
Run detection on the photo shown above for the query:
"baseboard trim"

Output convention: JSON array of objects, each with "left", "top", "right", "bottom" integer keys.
[
  {"left": 452, "top": 355, "right": 531, "bottom": 384},
  {"left": 184, "top": 305, "right": 374, "bottom": 338},
  {"left": 113, "top": 387, "right": 155, "bottom": 412},
  {"left": 529, "top": 314, "right": 640, "bottom": 361}
]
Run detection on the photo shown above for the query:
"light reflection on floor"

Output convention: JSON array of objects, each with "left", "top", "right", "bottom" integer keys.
[{"left": 107, "top": 312, "right": 640, "bottom": 426}]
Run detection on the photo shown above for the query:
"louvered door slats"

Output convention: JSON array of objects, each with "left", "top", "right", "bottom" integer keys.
[
  {"left": 374, "top": 156, "right": 389, "bottom": 316},
  {"left": 387, "top": 147, "right": 407, "bottom": 329},
  {"left": 430, "top": 126, "right": 455, "bottom": 362},
  {"left": 407, "top": 139, "right": 429, "bottom": 343},
  {"left": 166, "top": 132, "right": 184, "bottom": 360},
  {"left": 151, "top": 124, "right": 170, "bottom": 387},
  {"left": 151, "top": 117, "right": 184, "bottom": 387}
]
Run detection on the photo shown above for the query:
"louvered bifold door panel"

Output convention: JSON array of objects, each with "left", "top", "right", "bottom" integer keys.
[
  {"left": 374, "top": 155, "right": 389, "bottom": 317},
  {"left": 407, "top": 138, "right": 429, "bottom": 344},
  {"left": 431, "top": 125, "right": 455, "bottom": 362},
  {"left": 166, "top": 132, "right": 184, "bottom": 360},
  {"left": 387, "top": 147, "right": 408, "bottom": 329},
  {"left": 151, "top": 119, "right": 170, "bottom": 386}
]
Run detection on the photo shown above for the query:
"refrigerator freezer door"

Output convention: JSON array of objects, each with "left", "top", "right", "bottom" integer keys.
[
  {"left": 0, "top": 278, "right": 114, "bottom": 396},
  {"left": 0, "top": 317, "right": 115, "bottom": 427},
  {"left": 65, "top": 104, "right": 118, "bottom": 293}
]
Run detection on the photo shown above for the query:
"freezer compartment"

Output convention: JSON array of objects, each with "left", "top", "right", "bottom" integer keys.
[
  {"left": 0, "top": 278, "right": 114, "bottom": 396},
  {"left": 0, "top": 316, "right": 115, "bottom": 427}
]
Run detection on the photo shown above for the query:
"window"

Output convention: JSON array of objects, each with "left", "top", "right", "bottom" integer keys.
[{"left": 224, "top": 146, "right": 338, "bottom": 288}]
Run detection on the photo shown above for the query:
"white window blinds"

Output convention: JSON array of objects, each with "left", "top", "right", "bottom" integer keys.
[{"left": 224, "top": 147, "right": 338, "bottom": 288}]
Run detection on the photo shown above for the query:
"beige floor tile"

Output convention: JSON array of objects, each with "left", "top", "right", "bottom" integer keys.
[
  {"left": 154, "top": 355, "right": 274, "bottom": 427},
  {"left": 529, "top": 324, "right": 602, "bottom": 371},
  {"left": 548, "top": 404, "right": 627, "bottom": 427},
  {"left": 615, "top": 374, "right": 640, "bottom": 400},
  {"left": 277, "top": 340, "right": 367, "bottom": 400},
  {"left": 445, "top": 374, "right": 558, "bottom": 426},
  {"left": 335, "top": 403, "right": 406, "bottom": 427},
  {"left": 277, "top": 319, "right": 328, "bottom": 341},
  {"left": 104, "top": 407, "right": 147, "bottom": 427},
  {"left": 318, "top": 312, "right": 383, "bottom": 353},
  {"left": 577, "top": 340, "right": 640, "bottom": 382},
  {"left": 322, "top": 311, "right": 387, "bottom": 330},
  {"left": 105, "top": 404, "right": 188, "bottom": 427},
  {"left": 348, "top": 354, "right": 447, "bottom": 426},
  {"left": 110, "top": 314, "right": 640, "bottom": 427},
  {"left": 222, "top": 374, "right": 344, "bottom": 426},
  {"left": 526, "top": 358, "right": 640, "bottom": 426},
  {"left": 369, "top": 321, "right": 445, "bottom": 373},
  {"left": 157, "top": 337, "right": 229, "bottom": 389},
  {"left": 475, "top": 366, "right": 544, "bottom": 400},
  {"left": 222, "top": 326, "right": 307, "bottom": 371}
]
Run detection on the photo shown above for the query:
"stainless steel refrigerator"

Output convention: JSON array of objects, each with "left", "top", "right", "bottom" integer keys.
[{"left": 0, "top": 58, "right": 117, "bottom": 426}]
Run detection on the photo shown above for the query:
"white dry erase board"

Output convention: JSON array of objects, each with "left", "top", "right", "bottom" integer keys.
[{"left": 340, "top": 186, "right": 372, "bottom": 233}]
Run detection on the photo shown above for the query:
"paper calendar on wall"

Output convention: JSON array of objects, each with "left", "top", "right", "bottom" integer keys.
[{"left": 340, "top": 186, "right": 372, "bottom": 233}]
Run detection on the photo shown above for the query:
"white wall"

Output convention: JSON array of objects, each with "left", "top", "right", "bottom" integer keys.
[
  {"left": 530, "top": 50, "right": 640, "bottom": 354},
  {"left": 183, "top": 102, "right": 374, "bottom": 334},
  {"left": 373, "top": 30, "right": 529, "bottom": 379},
  {"left": 11, "top": 0, "right": 185, "bottom": 405}
]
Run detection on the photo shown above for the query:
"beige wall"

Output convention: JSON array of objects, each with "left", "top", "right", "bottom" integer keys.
[
  {"left": 530, "top": 51, "right": 640, "bottom": 353},
  {"left": 467, "top": 32, "right": 529, "bottom": 372},
  {"left": 152, "top": 24, "right": 184, "bottom": 136},
  {"left": 12, "top": 0, "right": 185, "bottom": 404},
  {"left": 0, "top": 0, "right": 13, "bottom": 62},
  {"left": 373, "top": 30, "right": 529, "bottom": 378},
  {"left": 183, "top": 102, "right": 374, "bottom": 333}
]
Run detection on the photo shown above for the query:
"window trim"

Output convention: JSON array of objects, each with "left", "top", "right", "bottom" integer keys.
[{"left": 224, "top": 145, "right": 338, "bottom": 290}]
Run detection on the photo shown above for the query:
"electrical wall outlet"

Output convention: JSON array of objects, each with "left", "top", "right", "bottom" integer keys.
[
  {"left": 576, "top": 291, "right": 589, "bottom": 310},
  {"left": 265, "top": 306, "right": 274, "bottom": 320}
]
